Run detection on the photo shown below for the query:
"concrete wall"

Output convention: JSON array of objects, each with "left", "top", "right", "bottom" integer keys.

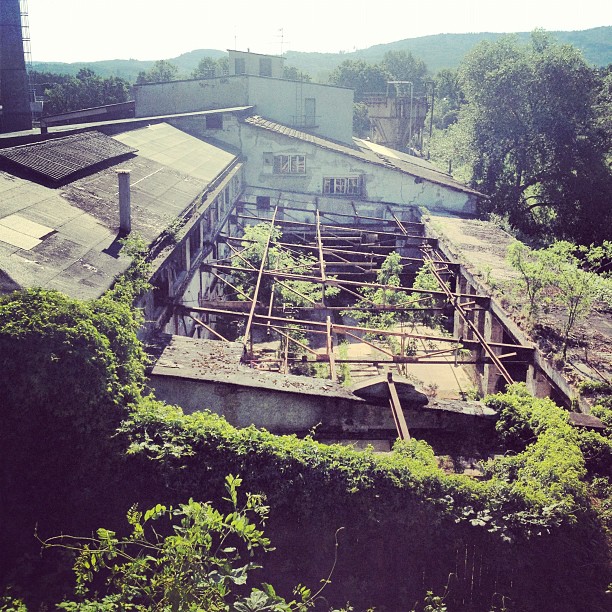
[
  {"left": 135, "top": 76, "right": 353, "bottom": 144},
  {"left": 135, "top": 77, "right": 249, "bottom": 117},
  {"left": 150, "top": 374, "right": 496, "bottom": 438},
  {"left": 246, "top": 78, "right": 353, "bottom": 143},
  {"left": 172, "top": 114, "right": 475, "bottom": 214},
  {"left": 228, "top": 50, "right": 284, "bottom": 79},
  {"left": 232, "top": 122, "right": 475, "bottom": 213}
]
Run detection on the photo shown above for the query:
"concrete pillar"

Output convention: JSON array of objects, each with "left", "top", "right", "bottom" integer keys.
[
  {"left": 464, "top": 284, "right": 476, "bottom": 341},
  {"left": 482, "top": 310, "right": 504, "bottom": 394},
  {"left": 117, "top": 170, "right": 131, "bottom": 234},
  {"left": 185, "top": 239, "right": 191, "bottom": 272},
  {"left": 526, "top": 364, "right": 552, "bottom": 398},
  {"left": 453, "top": 275, "right": 468, "bottom": 340},
  {"left": 0, "top": 0, "right": 32, "bottom": 133},
  {"left": 474, "top": 304, "right": 487, "bottom": 377}
]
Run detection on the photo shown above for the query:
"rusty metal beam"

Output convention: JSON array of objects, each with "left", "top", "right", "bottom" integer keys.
[
  {"left": 236, "top": 213, "right": 432, "bottom": 241},
  {"left": 239, "top": 199, "right": 424, "bottom": 228},
  {"left": 242, "top": 208, "right": 278, "bottom": 357},
  {"left": 421, "top": 249, "right": 515, "bottom": 386},
  {"left": 178, "top": 304, "right": 533, "bottom": 353},
  {"left": 387, "top": 372, "right": 410, "bottom": 441},
  {"left": 342, "top": 329, "right": 396, "bottom": 358},
  {"left": 202, "top": 262, "right": 489, "bottom": 304},
  {"left": 188, "top": 313, "right": 231, "bottom": 342}
]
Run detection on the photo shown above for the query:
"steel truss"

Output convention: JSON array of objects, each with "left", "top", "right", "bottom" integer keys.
[
  {"left": 178, "top": 201, "right": 532, "bottom": 376},
  {"left": 174, "top": 201, "right": 536, "bottom": 440}
]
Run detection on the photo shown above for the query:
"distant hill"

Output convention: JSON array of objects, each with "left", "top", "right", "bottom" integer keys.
[
  {"left": 31, "top": 27, "right": 611, "bottom": 82},
  {"left": 31, "top": 49, "right": 227, "bottom": 81}
]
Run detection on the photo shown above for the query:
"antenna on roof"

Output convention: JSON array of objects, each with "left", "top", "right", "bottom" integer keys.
[{"left": 275, "top": 28, "right": 290, "bottom": 56}]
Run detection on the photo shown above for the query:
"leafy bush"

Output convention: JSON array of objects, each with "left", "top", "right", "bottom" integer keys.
[
  {"left": 44, "top": 476, "right": 320, "bottom": 612},
  {"left": 0, "top": 286, "right": 147, "bottom": 591}
]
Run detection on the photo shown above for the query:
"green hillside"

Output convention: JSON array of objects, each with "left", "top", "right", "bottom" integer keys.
[{"left": 31, "top": 27, "right": 611, "bottom": 82}]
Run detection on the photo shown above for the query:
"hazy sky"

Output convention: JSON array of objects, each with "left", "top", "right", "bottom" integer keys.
[{"left": 27, "top": 0, "right": 611, "bottom": 63}]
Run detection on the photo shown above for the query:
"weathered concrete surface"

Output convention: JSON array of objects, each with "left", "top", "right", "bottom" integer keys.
[{"left": 149, "top": 335, "right": 498, "bottom": 438}]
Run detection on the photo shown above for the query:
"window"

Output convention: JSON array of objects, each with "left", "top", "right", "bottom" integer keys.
[
  {"left": 273, "top": 154, "right": 306, "bottom": 174},
  {"left": 256, "top": 196, "right": 271, "bottom": 210},
  {"left": 259, "top": 57, "right": 272, "bottom": 77},
  {"left": 304, "top": 98, "right": 316, "bottom": 127},
  {"left": 235, "top": 58, "right": 246, "bottom": 75},
  {"left": 206, "top": 114, "right": 222, "bottom": 129},
  {"left": 323, "top": 177, "right": 362, "bottom": 195}
]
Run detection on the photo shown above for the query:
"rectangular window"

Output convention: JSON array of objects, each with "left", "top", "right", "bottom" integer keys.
[
  {"left": 235, "top": 58, "right": 246, "bottom": 75},
  {"left": 323, "top": 177, "right": 362, "bottom": 195},
  {"left": 206, "top": 114, "right": 223, "bottom": 129},
  {"left": 273, "top": 154, "right": 306, "bottom": 174},
  {"left": 259, "top": 57, "right": 272, "bottom": 77}
]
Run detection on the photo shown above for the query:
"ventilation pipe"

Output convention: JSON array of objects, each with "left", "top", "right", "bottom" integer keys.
[{"left": 117, "top": 170, "right": 131, "bottom": 234}]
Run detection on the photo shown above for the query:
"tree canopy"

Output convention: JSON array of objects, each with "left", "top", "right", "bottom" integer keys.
[
  {"left": 437, "top": 32, "right": 612, "bottom": 244},
  {"left": 136, "top": 59, "right": 180, "bottom": 84},
  {"left": 41, "top": 68, "right": 131, "bottom": 115},
  {"left": 328, "top": 51, "right": 429, "bottom": 100}
]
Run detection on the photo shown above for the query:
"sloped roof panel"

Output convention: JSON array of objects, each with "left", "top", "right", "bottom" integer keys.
[{"left": 0, "top": 131, "right": 137, "bottom": 182}]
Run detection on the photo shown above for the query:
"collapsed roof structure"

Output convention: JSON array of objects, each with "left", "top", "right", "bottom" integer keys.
[{"left": 0, "top": 50, "right": 607, "bottom": 451}]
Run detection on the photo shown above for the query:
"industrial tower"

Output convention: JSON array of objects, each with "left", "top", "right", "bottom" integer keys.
[{"left": 0, "top": 0, "right": 32, "bottom": 132}]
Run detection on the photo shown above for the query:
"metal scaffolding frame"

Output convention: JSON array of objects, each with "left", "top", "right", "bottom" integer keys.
[{"left": 177, "top": 200, "right": 535, "bottom": 438}]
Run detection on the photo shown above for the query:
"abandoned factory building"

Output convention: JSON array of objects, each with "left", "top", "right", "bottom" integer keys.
[{"left": 0, "top": 51, "right": 607, "bottom": 451}]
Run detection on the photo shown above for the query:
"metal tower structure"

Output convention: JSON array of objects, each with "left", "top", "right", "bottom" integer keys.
[{"left": 0, "top": 0, "right": 32, "bottom": 132}]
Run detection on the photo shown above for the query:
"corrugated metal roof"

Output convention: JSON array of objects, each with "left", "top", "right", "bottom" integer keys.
[
  {"left": 244, "top": 115, "right": 482, "bottom": 197},
  {"left": 0, "top": 132, "right": 137, "bottom": 182}
]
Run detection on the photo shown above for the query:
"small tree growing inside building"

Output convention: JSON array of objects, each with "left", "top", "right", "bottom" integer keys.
[{"left": 508, "top": 240, "right": 612, "bottom": 358}]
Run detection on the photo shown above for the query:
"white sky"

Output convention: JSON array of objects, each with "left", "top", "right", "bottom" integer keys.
[{"left": 27, "top": 0, "right": 611, "bottom": 63}]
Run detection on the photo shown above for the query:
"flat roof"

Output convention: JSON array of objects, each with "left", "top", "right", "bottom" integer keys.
[{"left": 150, "top": 334, "right": 359, "bottom": 401}]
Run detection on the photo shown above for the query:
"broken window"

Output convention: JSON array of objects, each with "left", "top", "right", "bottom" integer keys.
[
  {"left": 273, "top": 154, "right": 306, "bottom": 174},
  {"left": 323, "top": 176, "right": 362, "bottom": 195}
]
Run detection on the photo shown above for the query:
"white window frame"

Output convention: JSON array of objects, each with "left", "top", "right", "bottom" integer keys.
[
  {"left": 273, "top": 154, "right": 306, "bottom": 174},
  {"left": 323, "top": 176, "right": 362, "bottom": 195}
]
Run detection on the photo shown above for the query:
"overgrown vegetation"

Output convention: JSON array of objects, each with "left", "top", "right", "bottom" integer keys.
[
  {"left": 1, "top": 249, "right": 610, "bottom": 609},
  {"left": 507, "top": 240, "right": 612, "bottom": 357},
  {"left": 344, "top": 253, "right": 447, "bottom": 354},
  {"left": 41, "top": 476, "right": 327, "bottom": 611}
]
